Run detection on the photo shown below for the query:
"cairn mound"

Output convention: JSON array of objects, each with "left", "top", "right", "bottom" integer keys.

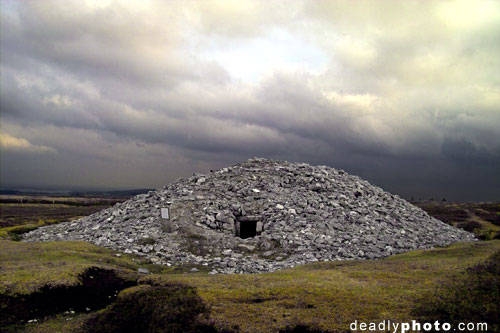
[{"left": 23, "top": 158, "right": 475, "bottom": 273}]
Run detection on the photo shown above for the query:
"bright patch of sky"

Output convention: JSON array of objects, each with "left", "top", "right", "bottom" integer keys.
[
  {"left": 1, "top": 0, "right": 19, "bottom": 15},
  {"left": 200, "top": 28, "right": 328, "bottom": 83}
]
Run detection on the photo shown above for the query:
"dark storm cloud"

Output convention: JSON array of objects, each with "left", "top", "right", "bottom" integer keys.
[{"left": 1, "top": 0, "right": 499, "bottom": 201}]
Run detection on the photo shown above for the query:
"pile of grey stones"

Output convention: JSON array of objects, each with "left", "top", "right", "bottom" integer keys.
[{"left": 23, "top": 158, "right": 475, "bottom": 274}]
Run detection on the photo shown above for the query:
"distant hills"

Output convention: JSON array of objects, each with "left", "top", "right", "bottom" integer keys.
[{"left": 0, "top": 188, "right": 155, "bottom": 198}]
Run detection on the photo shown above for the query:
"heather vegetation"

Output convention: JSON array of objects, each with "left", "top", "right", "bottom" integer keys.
[
  {"left": 415, "top": 201, "right": 500, "bottom": 240},
  {"left": 83, "top": 284, "right": 213, "bottom": 333},
  {"left": 0, "top": 202, "right": 112, "bottom": 240}
]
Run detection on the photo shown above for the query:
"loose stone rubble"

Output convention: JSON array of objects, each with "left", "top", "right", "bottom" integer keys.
[{"left": 23, "top": 158, "right": 475, "bottom": 274}]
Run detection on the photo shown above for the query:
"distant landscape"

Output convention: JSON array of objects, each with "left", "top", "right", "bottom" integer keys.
[
  {"left": 0, "top": 188, "right": 154, "bottom": 199},
  {"left": 2, "top": 188, "right": 499, "bottom": 241}
]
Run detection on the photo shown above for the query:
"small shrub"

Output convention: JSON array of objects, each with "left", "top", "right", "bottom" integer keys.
[
  {"left": 412, "top": 251, "right": 500, "bottom": 332},
  {"left": 83, "top": 283, "right": 212, "bottom": 333},
  {"left": 137, "top": 237, "right": 156, "bottom": 246},
  {"left": 0, "top": 230, "right": 22, "bottom": 241},
  {"left": 457, "top": 221, "right": 482, "bottom": 232},
  {"left": 494, "top": 230, "right": 500, "bottom": 240},
  {"left": 477, "top": 232, "right": 493, "bottom": 241},
  {"left": 473, "top": 208, "right": 500, "bottom": 225},
  {"left": 495, "top": 212, "right": 500, "bottom": 226}
]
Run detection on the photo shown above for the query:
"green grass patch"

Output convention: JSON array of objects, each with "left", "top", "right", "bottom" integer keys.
[
  {"left": 0, "top": 221, "right": 54, "bottom": 241},
  {"left": 0, "top": 240, "right": 157, "bottom": 328},
  {"left": 1, "top": 223, "right": 39, "bottom": 234},
  {"left": 412, "top": 249, "right": 500, "bottom": 331},
  {"left": 2, "top": 312, "right": 94, "bottom": 333},
  {"left": 0, "top": 240, "right": 143, "bottom": 296},
  {"left": 139, "top": 240, "right": 500, "bottom": 332}
]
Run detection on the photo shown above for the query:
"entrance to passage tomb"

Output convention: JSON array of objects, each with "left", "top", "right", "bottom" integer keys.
[{"left": 238, "top": 221, "right": 257, "bottom": 239}]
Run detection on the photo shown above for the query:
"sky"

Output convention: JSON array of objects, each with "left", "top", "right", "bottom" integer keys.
[{"left": 1, "top": 0, "right": 499, "bottom": 201}]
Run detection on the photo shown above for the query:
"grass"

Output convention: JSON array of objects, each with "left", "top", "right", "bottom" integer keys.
[
  {"left": 83, "top": 284, "right": 211, "bottom": 333},
  {"left": 412, "top": 250, "right": 500, "bottom": 331},
  {"left": 4, "top": 240, "right": 499, "bottom": 332},
  {"left": 0, "top": 240, "right": 152, "bottom": 330},
  {"left": 0, "top": 240, "right": 143, "bottom": 296},
  {"left": 137, "top": 240, "right": 500, "bottom": 332}
]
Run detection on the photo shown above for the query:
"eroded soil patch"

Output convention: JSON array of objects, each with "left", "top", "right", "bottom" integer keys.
[{"left": 0, "top": 267, "right": 137, "bottom": 326}]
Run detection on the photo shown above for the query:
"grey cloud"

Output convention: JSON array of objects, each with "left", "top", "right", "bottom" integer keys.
[{"left": 1, "top": 0, "right": 499, "bottom": 201}]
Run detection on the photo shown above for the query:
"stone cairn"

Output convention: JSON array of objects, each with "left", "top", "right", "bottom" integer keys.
[{"left": 23, "top": 158, "right": 475, "bottom": 274}]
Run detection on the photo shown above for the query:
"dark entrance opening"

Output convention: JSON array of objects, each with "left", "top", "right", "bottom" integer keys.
[{"left": 239, "top": 221, "right": 257, "bottom": 239}]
